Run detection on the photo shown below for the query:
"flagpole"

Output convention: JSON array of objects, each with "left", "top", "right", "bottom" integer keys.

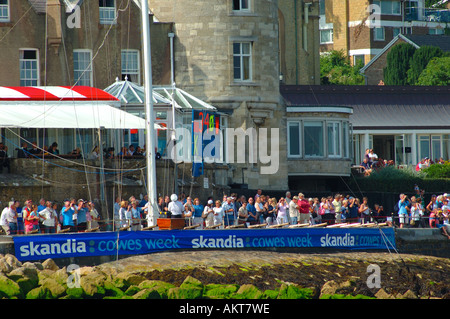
[{"left": 141, "top": 0, "right": 159, "bottom": 225}]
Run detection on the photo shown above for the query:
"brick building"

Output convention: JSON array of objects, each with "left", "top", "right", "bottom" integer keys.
[
  {"left": 319, "top": 0, "right": 450, "bottom": 66},
  {"left": 360, "top": 33, "right": 450, "bottom": 84}
]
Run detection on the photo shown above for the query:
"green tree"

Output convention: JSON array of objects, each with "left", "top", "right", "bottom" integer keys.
[
  {"left": 383, "top": 43, "right": 416, "bottom": 85},
  {"left": 320, "top": 50, "right": 365, "bottom": 85},
  {"left": 407, "top": 46, "right": 443, "bottom": 85},
  {"left": 416, "top": 56, "right": 450, "bottom": 86}
]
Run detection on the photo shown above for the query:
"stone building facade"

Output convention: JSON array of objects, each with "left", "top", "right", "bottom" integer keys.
[{"left": 148, "top": 0, "right": 322, "bottom": 191}]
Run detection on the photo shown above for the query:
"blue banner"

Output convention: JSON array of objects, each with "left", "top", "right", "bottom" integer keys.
[{"left": 13, "top": 228, "right": 396, "bottom": 261}]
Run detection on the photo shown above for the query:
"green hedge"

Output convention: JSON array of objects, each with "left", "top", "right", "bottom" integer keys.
[{"left": 349, "top": 166, "right": 450, "bottom": 194}]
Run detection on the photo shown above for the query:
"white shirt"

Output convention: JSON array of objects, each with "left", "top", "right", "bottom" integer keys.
[
  {"left": 213, "top": 206, "right": 224, "bottom": 224},
  {"left": 1, "top": 207, "right": 16, "bottom": 225},
  {"left": 168, "top": 201, "right": 184, "bottom": 216},
  {"left": 39, "top": 207, "right": 57, "bottom": 227}
]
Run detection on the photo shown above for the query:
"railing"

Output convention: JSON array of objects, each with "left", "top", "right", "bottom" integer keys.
[{"left": 405, "top": 7, "right": 450, "bottom": 23}]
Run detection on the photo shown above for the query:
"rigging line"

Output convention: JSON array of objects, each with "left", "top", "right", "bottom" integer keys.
[
  {"left": 3, "top": 128, "right": 146, "bottom": 172},
  {"left": 0, "top": 0, "right": 40, "bottom": 43},
  {"left": 70, "top": 0, "right": 131, "bottom": 88},
  {"left": 339, "top": 175, "right": 358, "bottom": 199}
]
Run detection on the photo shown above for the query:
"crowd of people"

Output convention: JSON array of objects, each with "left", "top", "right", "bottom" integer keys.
[
  {"left": 0, "top": 198, "right": 100, "bottom": 235},
  {"left": 6, "top": 141, "right": 159, "bottom": 162},
  {"left": 1, "top": 187, "right": 449, "bottom": 238}
]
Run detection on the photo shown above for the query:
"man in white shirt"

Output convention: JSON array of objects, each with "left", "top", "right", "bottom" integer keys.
[
  {"left": 168, "top": 194, "right": 184, "bottom": 218},
  {"left": 1, "top": 202, "right": 17, "bottom": 235}
]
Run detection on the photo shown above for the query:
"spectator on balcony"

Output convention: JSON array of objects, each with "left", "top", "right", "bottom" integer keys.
[
  {"left": 89, "top": 146, "right": 100, "bottom": 160},
  {"left": 360, "top": 158, "right": 373, "bottom": 176},
  {"left": 0, "top": 142, "right": 11, "bottom": 174},
  {"left": 28, "top": 142, "right": 41, "bottom": 156},
  {"left": 48, "top": 142, "right": 59, "bottom": 155},
  {"left": 17, "top": 142, "right": 29, "bottom": 158}
]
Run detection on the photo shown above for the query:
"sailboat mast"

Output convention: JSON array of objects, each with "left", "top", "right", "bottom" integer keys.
[{"left": 141, "top": 0, "right": 158, "bottom": 225}]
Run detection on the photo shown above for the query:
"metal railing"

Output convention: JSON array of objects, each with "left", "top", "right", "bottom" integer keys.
[{"left": 405, "top": 7, "right": 450, "bottom": 23}]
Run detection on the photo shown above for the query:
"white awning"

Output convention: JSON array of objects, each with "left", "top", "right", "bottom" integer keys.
[
  {"left": 0, "top": 85, "right": 165, "bottom": 130},
  {"left": 0, "top": 102, "right": 158, "bottom": 129}
]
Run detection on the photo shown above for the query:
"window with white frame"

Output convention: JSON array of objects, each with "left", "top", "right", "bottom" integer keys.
[
  {"left": 327, "top": 122, "right": 341, "bottom": 157},
  {"left": 232, "top": 0, "right": 249, "bottom": 11},
  {"left": 233, "top": 42, "right": 252, "bottom": 82},
  {"left": 393, "top": 27, "right": 401, "bottom": 37},
  {"left": 374, "top": 27, "right": 385, "bottom": 41},
  {"left": 288, "top": 120, "right": 350, "bottom": 159},
  {"left": 0, "top": 0, "right": 9, "bottom": 22},
  {"left": 288, "top": 122, "right": 301, "bottom": 157},
  {"left": 304, "top": 121, "right": 324, "bottom": 157},
  {"left": 429, "top": 28, "right": 444, "bottom": 35},
  {"left": 73, "top": 50, "right": 93, "bottom": 86},
  {"left": 20, "top": 49, "right": 39, "bottom": 86},
  {"left": 99, "top": 0, "right": 116, "bottom": 24},
  {"left": 121, "top": 50, "right": 140, "bottom": 84},
  {"left": 320, "top": 29, "right": 333, "bottom": 44},
  {"left": 373, "top": 1, "right": 401, "bottom": 15},
  {"left": 353, "top": 54, "right": 365, "bottom": 66}
]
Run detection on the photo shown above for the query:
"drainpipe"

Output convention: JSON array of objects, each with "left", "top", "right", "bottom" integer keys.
[
  {"left": 168, "top": 32, "right": 175, "bottom": 86},
  {"left": 295, "top": 0, "right": 298, "bottom": 84}
]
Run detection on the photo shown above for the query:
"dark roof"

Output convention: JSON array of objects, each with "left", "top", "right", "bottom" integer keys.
[
  {"left": 281, "top": 85, "right": 450, "bottom": 130},
  {"left": 281, "top": 85, "right": 450, "bottom": 106},
  {"left": 403, "top": 34, "right": 450, "bottom": 52}
]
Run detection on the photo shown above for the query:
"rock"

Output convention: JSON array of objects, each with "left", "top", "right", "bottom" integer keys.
[
  {"left": 66, "top": 287, "right": 84, "bottom": 299},
  {"left": 400, "top": 290, "right": 418, "bottom": 299},
  {"left": 375, "top": 288, "right": 395, "bottom": 299},
  {"left": 124, "top": 285, "right": 141, "bottom": 296},
  {"left": 0, "top": 254, "right": 21, "bottom": 274},
  {"left": 0, "top": 273, "right": 23, "bottom": 298},
  {"left": 235, "top": 284, "right": 263, "bottom": 299},
  {"left": 26, "top": 286, "right": 52, "bottom": 299},
  {"left": 204, "top": 284, "right": 238, "bottom": 299},
  {"left": 8, "top": 265, "right": 39, "bottom": 294},
  {"left": 278, "top": 284, "right": 314, "bottom": 299},
  {"left": 42, "top": 259, "right": 59, "bottom": 271},
  {"left": 320, "top": 280, "right": 340, "bottom": 297},
  {"left": 168, "top": 286, "right": 203, "bottom": 299},
  {"left": 103, "top": 281, "right": 126, "bottom": 298},
  {"left": 116, "top": 272, "right": 146, "bottom": 286},
  {"left": 40, "top": 277, "right": 66, "bottom": 299},
  {"left": 180, "top": 276, "right": 203, "bottom": 290},
  {"left": 132, "top": 288, "right": 161, "bottom": 299},
  {"left": 138, "top": 280, "right": 175, "bottom": 299}
]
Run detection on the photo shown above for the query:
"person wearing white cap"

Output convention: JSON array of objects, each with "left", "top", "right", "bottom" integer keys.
[
  {"left": 202, "top": 200, "right": 215, "bottom": 228},
  {"left": 168, "top": 194, "right": 184, "bottom": 218}
]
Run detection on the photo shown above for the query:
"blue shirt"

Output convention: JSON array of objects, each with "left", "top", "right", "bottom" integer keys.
[
  {"left": 222, "top": 202, "right": 235, "bottom": 217},
  {"left": 77, "top": 208, "right": 87, "bottom": 224},
  {"left": 398, "top": 200, "right": 410, "bottom": 215},
  {"left": 246, "top": 203, "right": 257, "bottom": 222},
  {"left": 193, "top": 204, "right": 204, "bottom": 218},
  {"left": 61, "top": 207, "right": 75, "bottom": 226}
]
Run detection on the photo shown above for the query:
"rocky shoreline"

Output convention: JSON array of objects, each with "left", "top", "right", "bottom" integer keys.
[{"left": 0, "top": 250, "right": 448, "bottom": 299}]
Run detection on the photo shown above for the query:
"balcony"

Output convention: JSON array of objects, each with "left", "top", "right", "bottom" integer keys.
[{"left": 405, "top": 7, "right": 450, "bottom": 23}]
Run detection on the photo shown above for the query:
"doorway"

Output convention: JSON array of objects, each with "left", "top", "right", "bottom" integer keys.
[{"left": 373, "top": 135, "right": 395, "bottom": 163}]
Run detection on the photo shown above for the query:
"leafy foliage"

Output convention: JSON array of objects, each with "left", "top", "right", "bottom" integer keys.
[
  {"left": 320, "top": 50, "right": 365, "bottom": 85},
  {"left": 406, "top": 46, "right": 444, "bottom": 85},
  {"left": 416, "top": 56, "right": 450, "bottom": 86},
  {"left": 383, "top": 43, "right": 417, "bottom": 85},
  {"left": 422, "top": 162, "right": 450, "bottom": 178}
]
